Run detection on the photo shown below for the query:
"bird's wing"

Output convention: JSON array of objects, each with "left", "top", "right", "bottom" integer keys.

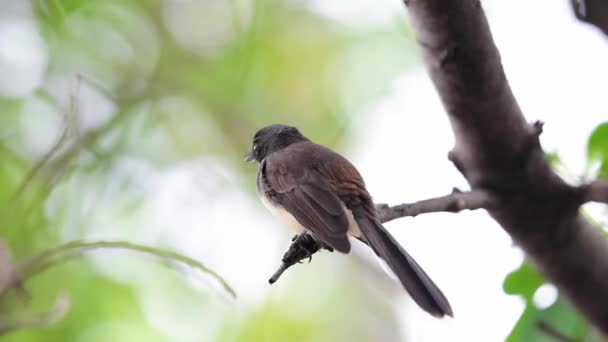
[{"left": 264, "top": 152, "right": 351, "bottom": 253}]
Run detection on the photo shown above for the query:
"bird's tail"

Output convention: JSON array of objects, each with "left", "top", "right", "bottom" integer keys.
[{"left": 354, "top": 209, "right": 453, "bottom": 318}]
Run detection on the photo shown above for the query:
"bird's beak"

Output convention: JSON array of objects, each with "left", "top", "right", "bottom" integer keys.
[{"left": 244, "top": 151, "right": 255, "bottom": 163}]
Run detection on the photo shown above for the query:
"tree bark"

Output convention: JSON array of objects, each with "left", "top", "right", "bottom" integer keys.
[
  {"left": 571, "top": 0, "right": 608, "bottom": 36},
  {"left": 405, "top": 0, "right": 608, "bottom": 334}
]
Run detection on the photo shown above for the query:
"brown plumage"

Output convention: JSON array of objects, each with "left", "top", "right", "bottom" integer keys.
[{"left": 248, "top": 124, "right": 453, "bottom": 318}]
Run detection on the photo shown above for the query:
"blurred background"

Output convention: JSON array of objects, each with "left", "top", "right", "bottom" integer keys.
[{"left": 0, "top": 0, "right": 607, "bottom": 341}]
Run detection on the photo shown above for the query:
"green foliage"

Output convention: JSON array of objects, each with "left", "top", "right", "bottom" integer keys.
[
  {"left": 544, "top": 151, "right": 561, "bottom": 168},
  {"left": 504, "top": 262, "right": 595, "bottom": 342},
  {"left": 9, "top": 262, "right": 167, "bottom": 342},
  {"left": 1, "top": 0, "right": 415, "bottom": 340},
  {"left": 503, "top": 123, "right": 608, "bottom": 342},
  {"left": 216, "top": 263, "right": 400, "bottom": 342},
  {"left": 503, "top": 262, "right": 544, "bottom": 300},
  {"left": 587, "top": 122, "right": 608, "bottom": 178},
  {"left": 506, "top": 121, "right": 608, "bottom": 341}
]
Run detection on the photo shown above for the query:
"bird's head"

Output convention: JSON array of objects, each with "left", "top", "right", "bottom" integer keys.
[{"left": 245, "top": 124, "right": 308, "bottom": 163}]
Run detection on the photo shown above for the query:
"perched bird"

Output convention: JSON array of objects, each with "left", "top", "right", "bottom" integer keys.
[{"left": 246, "top": 124, "right": 452, "bottom": 318}]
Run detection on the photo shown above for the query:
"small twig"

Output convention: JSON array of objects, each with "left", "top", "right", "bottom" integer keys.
[
  {"left": 0, "top": 240, "right": 29, "bottom": 301},
  {"left": 268, "top": 263, "right": 290, "bottom": 284},
  {"left": 0, "top": 240, "right": 236, "bottom": 299},
  {"left": 268, "top": 188, "right": 492, "bottom": 284},
  {"left": 580, "top": 180, "right": 608, "bottom": 205},
  {"left": 269, "top": 234, "right": 324, "bottom": 284},
  {"left": 536, "top": 320, "right": 576, "bottom": 342},
  {"left": 9, "top": 110, "right": 71, "bottom": 202},
  {"left": 376, "top": 188, "right": 493, "bottom": 223}
]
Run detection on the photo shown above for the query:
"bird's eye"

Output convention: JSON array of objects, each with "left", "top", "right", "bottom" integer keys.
[{"left": 253, "top": 144, "right": 258, "bottom": 152}]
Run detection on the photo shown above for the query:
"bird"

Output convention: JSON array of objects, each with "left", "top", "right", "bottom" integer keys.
[{"left": 246, "top": 124, "right": 453, "bottom": 318}]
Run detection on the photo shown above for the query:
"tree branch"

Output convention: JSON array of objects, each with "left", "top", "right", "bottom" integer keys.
[
  {"left": 580, "top": 180, "right": 608, "bottom": 204},
  {"left": 376, "top": 188, "right": 493, "bottom": 223},
  {"left": 268, "top": 188, "right": 492, "bottom": 284},
  {"left": 405, "top": 0, "right": 608, "bottom": 334},
  {"left": 571, "top": 0, "right": 608, "bottom": 36}
]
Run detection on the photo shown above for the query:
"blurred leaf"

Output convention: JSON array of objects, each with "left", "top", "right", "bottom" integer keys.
[
  {"left": 0, "top": 143, "right": 56, "bottom": 259},
  {"left": 504, "top": 261, "right": 598, "bottom": 342},
  {"left": 3, "top": 0, "right": 419, "bottom": 340},
  {"left": 587, "top": 122, "right": 608, "bottom": 178},
  {"left": 503, "top": 261, "right": 545, "bottom": 300},
  {"left": 216, "top": 261, "right": 401, "bottom": 342},
  {"left": 0, "top": 293, "right": 70, "bottom": 336},
  {"left": 507, "top": 297, "right": 591, "bottom": 342},
  {"left": 587, "top": 122, "right": 608, "bottom": 160},
  {"left": 8, "top": 261, "right": 167, "bottom": 342},
  {"left": 0, "top": 239, "right": 17, "bottom": 295},
  {"left": 545, "top": 152, "right": 562, "bottom": 168},
  {"left": 35, "top": 0, "right": 160, "bottom": 95}
]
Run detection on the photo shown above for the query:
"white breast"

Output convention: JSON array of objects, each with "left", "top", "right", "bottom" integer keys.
[
  {"left": 259, "top": 195, "right": 363, "bottom": 239},
  {"left": 260, "top": 195, "right": 307, "bottom": 233}
]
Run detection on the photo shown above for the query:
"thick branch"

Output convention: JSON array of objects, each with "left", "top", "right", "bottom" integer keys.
[
  {"left": 571, "top": 0, "right": 608, "bottom": 36},
  {"left": 406, "top": 0, "right": 608, "bottom": 334}
]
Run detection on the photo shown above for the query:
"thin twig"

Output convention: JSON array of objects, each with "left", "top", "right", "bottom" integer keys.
[
  {"left": 376, "top": 188, "right": 493, "bottom": 223},
  {"left": 0, "top": 240, "right": 236, "bottom": 299},
  {"left": 9, "top": 107, "right": 72, "bottom": 202}
]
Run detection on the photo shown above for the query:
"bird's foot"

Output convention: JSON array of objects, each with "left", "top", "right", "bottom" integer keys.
[
  {"left": 283, "top": 233, "right": 320, "bottom": 264},
  {"left": 320, "top": 243, "right": 333, "bottom": 252}
]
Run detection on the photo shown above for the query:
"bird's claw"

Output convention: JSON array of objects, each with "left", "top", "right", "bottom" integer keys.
[
  {"left": 292, "top": 233, "right": 317, "bottom": 263},
  {"left": 297, "top": 255, "right": 313, "bottom": 263}
]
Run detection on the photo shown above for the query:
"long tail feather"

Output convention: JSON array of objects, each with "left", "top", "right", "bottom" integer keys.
[{"left": 354, "top": 210, "right": 453, "bottom": 318}]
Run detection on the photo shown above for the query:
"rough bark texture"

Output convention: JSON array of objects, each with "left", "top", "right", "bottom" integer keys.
[
  {"left": 572, "top": 0, "right": 608, "bottom": 36},
  {"left": 405, "top": 0, "right": 608, "bottom": 333}
]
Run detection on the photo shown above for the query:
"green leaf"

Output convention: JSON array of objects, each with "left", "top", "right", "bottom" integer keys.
[
  {"left": 9, "top": 261, "right": 168, "bottom": 342},
  {"left": 544, "top": 152, "right": 561, "bottom": 168},
  {"left": 506, "top": 297, "right": 591, "bottom": 342},
  {"left": 504, "top": 261, "right": 599, "bottom": 342},
  {"left": 503, "top": 261, "right": 544, "bottom": 300},
  {"left": 587, "top": 123, "right": 608, "bottom": 178},
  {"left": 600, "top": 160, "right": 608, "bottom": 179},
  {"left": 0, "top": 293, "right": 70, "bottom": 335},
  {"left": 587, "top": 122, "right": 608, "bottom": 162}
]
